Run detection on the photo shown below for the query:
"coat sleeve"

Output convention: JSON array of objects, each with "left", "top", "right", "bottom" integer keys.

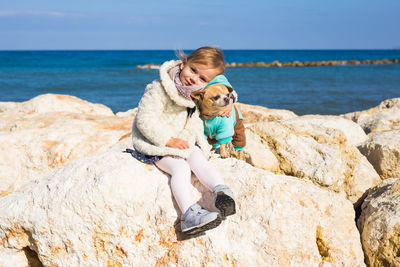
[
  {"left": 182, "top": 109, "right": 211, "bottom": 159},
  {"left": 135, "top": 82, "right": 171, "bottom": 147},
  {"left": 195, "top": 123, "right": 212, "bottom": 158}
]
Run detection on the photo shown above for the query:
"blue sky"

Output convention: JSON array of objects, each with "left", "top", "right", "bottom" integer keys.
[{"left": 1, "top": 0, "right": 399, "bottom": 50}]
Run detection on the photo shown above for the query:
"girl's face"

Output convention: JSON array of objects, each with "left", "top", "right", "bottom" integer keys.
[{"left": 179, "top": 61, "right": 220, "bottom": 86}]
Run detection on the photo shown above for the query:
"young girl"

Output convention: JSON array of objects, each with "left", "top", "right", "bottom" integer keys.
[{"left": 131, "top": 47, "right": 236, "bottom": 235}]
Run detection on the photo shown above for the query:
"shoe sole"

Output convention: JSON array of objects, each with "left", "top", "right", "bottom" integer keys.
[
  {"left": 215, "top": 192, "right": 236, "bottom": 217},
  {"left": 183, "top": 215, "right": 222, "bottom": 235}
]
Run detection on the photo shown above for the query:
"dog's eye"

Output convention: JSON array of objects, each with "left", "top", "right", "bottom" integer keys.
[{"left": 213, "top": 96, "right": 220, "bottom": 100}]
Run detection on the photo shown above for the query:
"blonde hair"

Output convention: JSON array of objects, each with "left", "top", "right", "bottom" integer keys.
[{"left": 176, "top": 46, "right": 225, "bottom": 74}]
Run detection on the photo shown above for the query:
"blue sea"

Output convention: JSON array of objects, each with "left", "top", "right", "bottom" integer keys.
[{"left": 1, "top": 50, "right": 399, "bottom": 115}]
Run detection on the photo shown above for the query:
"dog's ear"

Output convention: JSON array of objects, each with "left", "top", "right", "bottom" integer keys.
[
  {"left": 191, "top": 89, "right": 205, "bottom": 101},
  {"left": 227, "top": 86, "right": 234, "bottom": 94}
]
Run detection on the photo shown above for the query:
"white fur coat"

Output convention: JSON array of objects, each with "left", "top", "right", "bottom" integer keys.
[{"left": 131, "top": 60, "right": 211, "bottom": 159}]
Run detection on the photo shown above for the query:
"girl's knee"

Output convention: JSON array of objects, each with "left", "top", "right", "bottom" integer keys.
[
  {"left": 162, "top": 158, "right": 191, "bottom": 177},
  {"left": 187, "top": 147, "right": 207, "bottom": 162},
  {"left": 156, "top": 157, "right": 188, "bottom": 172},
  {"left": 173, "top": 161, "right": 191, "bottom": 176}
]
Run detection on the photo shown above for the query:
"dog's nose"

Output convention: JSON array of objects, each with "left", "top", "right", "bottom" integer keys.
[{"left": 224, "top": 97, "right": 230, "bottom": 105}]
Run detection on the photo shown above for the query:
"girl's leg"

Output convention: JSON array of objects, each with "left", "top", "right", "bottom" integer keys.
[
  {"left": 187, "top": 147, "right": 236, "bottom": 218},
  {"left": 186, "top": 146, "right": 225, "bottom": 190},
  {"left": 155, "top": 155, "right": 222, "bottom": 234},
  {"left": 155, "top": 157, "right": 193, "bottom": 213}
]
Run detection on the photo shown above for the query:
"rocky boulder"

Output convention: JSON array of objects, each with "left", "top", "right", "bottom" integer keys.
[
  {"left": 243, "top": 129, "right": 280, "bottom": 172},
  {"left": 357, "top": 178, "right": 400, "bottom": 266},
  {"left": 358, "top": 130, "right": 400, "bottom": 180},
  {"left": 0, "top": 144, "right": 365, "bottom": 266},
  {"left": 0, "top": 94, "right": 114, "bottom": 116},
  {"left": 235, "top": 102, "right": 297, "bottom": 124},
  {"left": 343, "top": 98, "right": 400, "bottom": 134},
  {"left": 0, "top": 94, "right": 134, "bottom": 196},
  {"left": 247, "top": 115, "right": 381, "bottom": 206}
]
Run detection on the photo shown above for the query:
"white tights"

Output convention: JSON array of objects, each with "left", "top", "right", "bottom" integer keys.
[{"left": 155, "top": 146, "right": 224, "bottom": 214}]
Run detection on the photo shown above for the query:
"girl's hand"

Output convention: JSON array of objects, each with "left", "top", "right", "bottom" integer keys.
[
  {"left": 218, "top": 99, "right": 233, "bottom": 117},
  {"left": 166, "top": 138, "right": 189, "bottom": 150}
]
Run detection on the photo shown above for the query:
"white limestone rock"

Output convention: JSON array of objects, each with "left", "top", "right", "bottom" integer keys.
[
  {"left": 248, "top": 116, "right": 381, "bottom": 205},
  {"left": 0, "top": 94, "right": 114, "bottom": 116},
  {"left": 287, "top": 115, "right": 368, "bottom": 146},
  {"left": 0, "top": 102, "right": 19, "bottom": 113},
  {"left": 235, "top": 102, "right": 298, "bottom": 124},
  {"left": 0, "top": 94, "right": 134, "bottom": 196},
  {"left": 357, "top": 178, "right": 400, "bottom": 266},
  {"left": 0, "top": 248, "right": 29, "bottom": 267},
  {"left": 0, "top": 151, "right": 365, "bottom": 266},
  {"left": 358, "top": 130, "right": 400, "bottom": 179},
  {"left": 116, "top": 108, "right": 138, "bottom": 117},
  {"left": 343, "top": 98, "right": 400, "bottom": 134},
  {"left": 243, "top": 129, "right": 280, "bottom": 172}
]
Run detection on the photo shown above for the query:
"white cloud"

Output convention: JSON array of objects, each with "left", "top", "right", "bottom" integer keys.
[{"left": 0, "top": 9, "right": 79, "bottom": 18}]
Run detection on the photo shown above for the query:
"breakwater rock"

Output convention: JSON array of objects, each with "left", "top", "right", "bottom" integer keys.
[
  {"left": 246, "top": 115, "right": 381, "bottom": 207},
  {"left": 1, "top": 94, "right": 400, "bottom": 266},
  {"left": 344, "top": 98, "right": 400, "bottom": 180},
  {"left": 357, "top": 178, "right": 400, "bottom": 267},
  {"left": 0, "top": 144, "right": 365, "bottom": 266},
  {"left": 136, "top": 58, "right": 400, "bottom": 69},
  {"left": 0, "top": 94, "right": 135, "bottom": 197}
]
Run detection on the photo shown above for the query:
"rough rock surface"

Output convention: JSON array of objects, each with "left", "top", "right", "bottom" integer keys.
[
  {"left": 286, "top": 115, "right": 368, "bottom": 146},
  {"left": 0, "top": 145, "right": 365, "bottom": 266},
  {"left": 5, "top": 93, "right": 400, "bottom": 266},
  {"left": 343, "top": 98, "right": 400, "bottom": 134},
  {"left": 0, "top": 94, "right": 134, "bottom": 196},
  {"left": 0, "top": 94, "right": 114, "bottom": 116},
  {"left": 235, "top": 102, "right": 297, "bottom": 124},
  {"left": 247, "top": 116, "right": 381, "bottom": 205},
  {"left": 357, "top": 178, "right": 400, "bottom": 267},
  {"left": 358, "top": 130, "right": 400, "bottom": 180},
  {"left": 243, "top": 129, "right": 280, "bottom": 172},
  {"left": 0, "top": 248, "right": 29, "bottom": 267}
]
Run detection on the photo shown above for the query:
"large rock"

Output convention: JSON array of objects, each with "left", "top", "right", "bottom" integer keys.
[
  {"left": 0, "top": 248, "right": 29, "bottom": 267},
  {"left": 0, "top": 145, "right": 365, "bottom": 266},
  {"left": 235, "top": 102, "right": 297, "bottom": 124},
  {"left": 248, "top": 115, "right": 381, "bottom": 205},
  {"left": 0, "top": 94, "right": 114, "bottom": 116},
  {"left": 283, "top": 115, "right": 368, "bottom": 146},
  {"left": 343, "top": 98, "right": 400, "bottom": 134},
  {"left": 243, "top": 129, "right": 280, "bottom": 172},
  {"left": 357, "top": 178, "right": 400, "bottom": 266},
  {"left": 0, "top": 94, "right": 134, "bottom": 196},
  {"left": 358, "top": 130, "right": 400, "bottom": 179}
]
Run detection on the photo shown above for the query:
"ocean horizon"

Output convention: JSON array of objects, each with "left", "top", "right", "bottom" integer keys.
[{"left": 1, "top": 49, "right": 399, "bottom": 115}]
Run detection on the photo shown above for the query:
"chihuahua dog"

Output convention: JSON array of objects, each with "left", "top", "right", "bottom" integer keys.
[{"left": 191, "top": 84, "right": 246, "bottom": 160}]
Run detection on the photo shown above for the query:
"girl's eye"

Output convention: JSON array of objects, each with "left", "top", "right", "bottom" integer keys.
[
  {"left": 190, "top": 67, "right": 196, "bottom": 73},
  {"left": 200, "top": 77, "right": 206, "bottom": 82}
]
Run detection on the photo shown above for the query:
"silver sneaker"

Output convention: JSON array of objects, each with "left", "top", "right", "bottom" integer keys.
[
  {"left": 213, "top": 184, "right": 236, "bottom": 218},
  {"left": 181, "top": 203, "right": 221, "bottom": 234}
]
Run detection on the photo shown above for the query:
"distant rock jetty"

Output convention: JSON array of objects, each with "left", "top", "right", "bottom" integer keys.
[{"left": 136, "top": 58, "right": 400, "bottom": 69}]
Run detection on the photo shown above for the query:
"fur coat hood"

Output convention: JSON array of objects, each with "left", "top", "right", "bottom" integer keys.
[{"left": 131, "top": 60, "right": 211, "bottom": 159}]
